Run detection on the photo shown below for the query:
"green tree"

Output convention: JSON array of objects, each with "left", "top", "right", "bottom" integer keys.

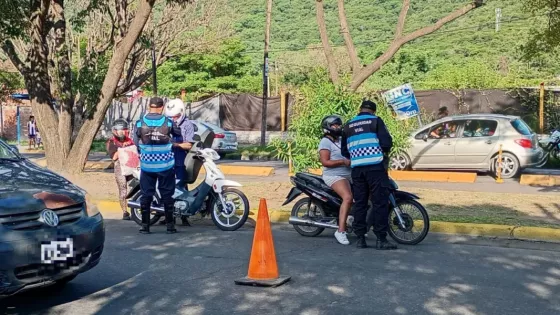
[
  {"left": 157, "top": 39, "right": 261, "bottom": 99},
  {"left": 522, "top": 0, "right": 560, "bottom": 58},
  {"left": 0, "top": 0, "right": 225, "bottom": 174}
]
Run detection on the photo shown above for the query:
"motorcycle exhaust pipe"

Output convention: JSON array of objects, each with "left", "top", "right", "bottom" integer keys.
[
  {"left": 288, "top": 216, "right": 338, "bottom": 229},
  {"left": 127, "top": 200, "right": 165, "bottom": 212}
]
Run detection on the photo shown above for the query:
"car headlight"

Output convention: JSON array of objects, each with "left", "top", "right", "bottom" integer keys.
[{"left": 85, "top": 194, "right": 100, "bottom": 217}]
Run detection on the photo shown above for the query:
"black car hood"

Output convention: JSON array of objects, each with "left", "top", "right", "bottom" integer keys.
[{"left": 0, "top": 159, "right": 85, "bottom": 213}]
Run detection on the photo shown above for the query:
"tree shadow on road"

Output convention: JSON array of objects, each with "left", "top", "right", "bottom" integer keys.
[{"left": 2, "top": 220, "right": 560, "bottom": 315}]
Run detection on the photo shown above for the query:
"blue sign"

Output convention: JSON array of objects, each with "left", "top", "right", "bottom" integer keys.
[{"left": 382, "top": 83, "right": 420, "bottom": 120}]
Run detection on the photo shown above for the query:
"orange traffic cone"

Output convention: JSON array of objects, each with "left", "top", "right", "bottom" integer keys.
[{"left": 235, "top": 198, "right": 291, "bottom": 287}]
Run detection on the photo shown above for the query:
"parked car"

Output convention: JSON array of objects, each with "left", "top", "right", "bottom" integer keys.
[
  {"left": 192, "top": 121, "right": 238, "bottom": 157},
  {"left": 390, "top": 114, "right": 547, "bottom": 179},
  {"left": 0, "top": 141, "right": 105, "bottom": 298}
]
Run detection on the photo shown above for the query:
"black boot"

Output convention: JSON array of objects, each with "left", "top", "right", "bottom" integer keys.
[
  {"left": 376, "top": 237, "right": 397, "bottom": 250},
  {"left": 356, "top": 236, "right": 368, "bottom": 249},
  {"left": 165, "top": 212, "right": 177, "bottom": 234},
  {"left": 139, "top": 211, "right": 150, "bottom": 234}
]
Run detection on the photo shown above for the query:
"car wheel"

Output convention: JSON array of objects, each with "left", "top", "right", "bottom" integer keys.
[
  {"left": 390, "top": 153, "right": 411, "bottom": 171},
  {"left": 494, "top": 152, "right": 520, "bottom": 179}
]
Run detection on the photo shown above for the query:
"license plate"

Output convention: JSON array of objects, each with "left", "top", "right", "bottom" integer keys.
[{"left": 41, "top": 238, "right": 74, "bottom": 264}]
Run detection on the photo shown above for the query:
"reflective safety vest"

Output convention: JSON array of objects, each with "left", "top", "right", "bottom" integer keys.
[
  {"left": 344, "top": 114, "right": 383, "bottom": 168},
  {"left": 136, "top": 114, "right": 174, "bottom": 173}
]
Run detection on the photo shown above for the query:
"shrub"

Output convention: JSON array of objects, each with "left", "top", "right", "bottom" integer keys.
[{"left": 270, "top": 73, "right": 416, "bottom": 172}]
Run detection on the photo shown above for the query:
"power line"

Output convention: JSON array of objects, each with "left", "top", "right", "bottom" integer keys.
[{"left": 240, "top": 13, "right": 547, "bottom": 55}]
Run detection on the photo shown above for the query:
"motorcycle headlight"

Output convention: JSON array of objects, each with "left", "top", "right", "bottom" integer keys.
[{"left": 85, "top": 194, "right": 100, "bottom": 217}]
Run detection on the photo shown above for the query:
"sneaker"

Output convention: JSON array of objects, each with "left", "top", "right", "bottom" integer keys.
[
  {"left": 334, "top": 231, "right": 350, "bottom": 245},
  {"left": 122, "top": 212, "right": 131, "bottom": 221}
]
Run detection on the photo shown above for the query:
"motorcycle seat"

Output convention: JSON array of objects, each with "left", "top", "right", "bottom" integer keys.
[{"left": 295, "top": 172, "right": 334, "bottom": 193}]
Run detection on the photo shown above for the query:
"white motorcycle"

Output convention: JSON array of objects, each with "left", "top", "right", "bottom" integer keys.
[{"left": 127, "top": 134, "right": 250, "bottom": 231}]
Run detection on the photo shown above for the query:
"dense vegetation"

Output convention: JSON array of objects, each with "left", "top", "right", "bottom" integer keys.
[{"left": 225, "top": 0, "right": 558, "bottom": 91}]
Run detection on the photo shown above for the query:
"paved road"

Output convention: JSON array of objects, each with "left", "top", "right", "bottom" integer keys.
[{"left": 2, "top": 215, "right": 559, "bottom": 315}]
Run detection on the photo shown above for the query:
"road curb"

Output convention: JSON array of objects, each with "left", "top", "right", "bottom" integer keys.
[
  {"left": 30, "top": 159, "right": 275, "bottom": 176},
  {"left": 95, "top": 200, "right": 560, "bottom": 242},
  {"left": 519, "top": 174, "right": 560, "bottom": 187},
  {"left": 298, "top": 169, "right": 477, "bottom": 183}
]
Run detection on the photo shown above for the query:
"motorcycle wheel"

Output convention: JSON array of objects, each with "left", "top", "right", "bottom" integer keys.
[
  {"left": 388, "top": 199, "right": 430, "bottom": 245},
  {"left": 291, "top": 198, "right": 326, "bottom": 237},
  {"left": 210, "top": 188, "right": 250, "bottom": 231},
  {"left": 130, "top": 191, "right": 163, "bottom": 226}
]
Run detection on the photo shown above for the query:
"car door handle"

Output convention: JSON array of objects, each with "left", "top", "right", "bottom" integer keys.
[
  {"left": 444, "top": 142, "right": 452, "bottom": 146},
  {"left": 485, "top": 140, "right": 493, "bottom": 144}
]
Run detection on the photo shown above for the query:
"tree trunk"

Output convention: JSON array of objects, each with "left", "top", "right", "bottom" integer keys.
[
  {"left": 315, "top": 0, "right": 339, "bottom": 84},
  {"left": 63, "top": 0, "right": 157, "bottom": 174}
]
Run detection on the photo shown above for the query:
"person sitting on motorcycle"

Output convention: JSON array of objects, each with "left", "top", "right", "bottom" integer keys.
[
  {"left": 106, "top": 119, "right": 135, "bottom": 221},
  {"left": 318, "top": 115, "right": 353, "bottom": 245}
]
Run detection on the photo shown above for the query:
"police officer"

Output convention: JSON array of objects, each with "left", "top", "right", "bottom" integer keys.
[
  {"left": 134, "top": 97, "right": 187, "bottom": 234},
  {"left": 341, "top": 100, "right": 397, "bottom": 250}
]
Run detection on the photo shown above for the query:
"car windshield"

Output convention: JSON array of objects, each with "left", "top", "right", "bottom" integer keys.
[{"left": 0, "top": 142, "right": 20, "bottom": 160}]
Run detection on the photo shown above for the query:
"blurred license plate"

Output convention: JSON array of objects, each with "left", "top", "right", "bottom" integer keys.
[{"left": 41, "top": 238, "right": 74, "bottom": 264}]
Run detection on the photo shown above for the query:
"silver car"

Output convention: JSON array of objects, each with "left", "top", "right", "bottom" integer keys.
[
  {"left": 391, "top": 114, "right": 547, "bottom": 178},
  {"left": 192, "top": 121, "right": 238, "bottom": 157}
]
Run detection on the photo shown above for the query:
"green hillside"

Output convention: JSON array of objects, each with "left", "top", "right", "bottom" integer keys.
[{"left": 228, "top": 0, "right": 558, "bottom": 90}]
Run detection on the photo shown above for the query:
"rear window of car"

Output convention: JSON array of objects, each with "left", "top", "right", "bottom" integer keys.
[{"left": 510, "top": 119, "right": 533, "bottom": 136}]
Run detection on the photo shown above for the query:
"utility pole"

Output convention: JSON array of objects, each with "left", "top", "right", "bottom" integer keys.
[
  {"left": 274, "top": 61, "right": 279, "bottom": 97},
  {"left": 151, "top": 38, "right": 158, "bottom": 96},
  {"left": 261, "top": 0, "right": 273, "bottom": 146},
  {"left": 495, "top": 8, "right": 502, "bottom": 32}
]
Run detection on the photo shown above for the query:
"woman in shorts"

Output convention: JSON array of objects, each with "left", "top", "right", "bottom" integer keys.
[{"left": 318, "top": 115, "right": 352, "bottom": 245}]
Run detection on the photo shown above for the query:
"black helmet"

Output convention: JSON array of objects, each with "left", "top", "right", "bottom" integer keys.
[
  {"left": 112, "top": 119, "right": 129, "bottom": 141},
  {"left": 321, "top": 115, "right": 343, "bottom": 137}
]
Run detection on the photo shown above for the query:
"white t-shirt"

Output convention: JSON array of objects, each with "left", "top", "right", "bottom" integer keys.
[{"left": 318, "top": 137, "right": 351, "bottom": 177}]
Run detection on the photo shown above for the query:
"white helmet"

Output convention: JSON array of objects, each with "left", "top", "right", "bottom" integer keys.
[{"left": 164, "top": 98, "right": 185, "bottom": 122}]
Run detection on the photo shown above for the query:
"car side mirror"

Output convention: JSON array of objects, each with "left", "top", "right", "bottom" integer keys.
[
  {"left": 193, "top": 134, "right": 201, "bottom": 141},
  {"left": 422, "top": 134, "right": 428, "bottom": 142}
]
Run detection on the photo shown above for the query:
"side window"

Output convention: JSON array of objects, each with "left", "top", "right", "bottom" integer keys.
[
  {"left": 463, "top": 120, "right": 498, "bottom": 138},
  {"left": 427, "top": 123, "right": 447, "bottom": 139},
  {"left": 415, "top": 127, "right": 430, "bottom": 140}
]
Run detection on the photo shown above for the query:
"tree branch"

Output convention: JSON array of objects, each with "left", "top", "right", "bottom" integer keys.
[
  {"left": 315, "top": 0, "right": 339, "bottom": 84},
  {"left": 1, "top": 40, "right": 27, "bottom": 74},
  {"left": 337, "top": 0, "right": 360, "bottom": 72},
  {"left": 350, "top": 1, "right": 481, "bottom": 91},
  {"left": 394, "top": 0, "right": 410, "bottom": 40}
]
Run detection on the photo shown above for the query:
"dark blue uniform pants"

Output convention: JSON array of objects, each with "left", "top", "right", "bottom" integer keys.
[
  {"left": 351, "top": 167, "right": 391, "bottom": 239},
  {"left": 140, "top": 168, "right": 176, "bottom": 213}
]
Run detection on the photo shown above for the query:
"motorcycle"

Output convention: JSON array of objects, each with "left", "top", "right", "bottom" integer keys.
[
  {"left": 126, "top": 131, "right": 250, "bottom": 231},
  {"left": 539, "top": 129, "right": 560, "bottom": 161},
  {"left": 284, "top": 172, "right": 430, "bottom": 245}
]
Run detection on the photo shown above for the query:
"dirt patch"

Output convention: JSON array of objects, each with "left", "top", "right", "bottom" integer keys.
[{"left": 67, "top": 171, "right": 560, "bottom": 228}]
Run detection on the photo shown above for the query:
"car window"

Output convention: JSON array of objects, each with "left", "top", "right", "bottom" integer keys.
[
  {"left": 0, "top": 141, "right": 19, "bottom": 159},
  {"left": 511, "top": 119, "right": 532, "bottom": 136},
  {"left": 463, "top": 120, "right": 498, "bottom": 138},
  {"left": 415, "top": 127, "right": 430, "bottom": 140},
  {"left": 423, "top": 122, "right": 458, "bottom": 139}
]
